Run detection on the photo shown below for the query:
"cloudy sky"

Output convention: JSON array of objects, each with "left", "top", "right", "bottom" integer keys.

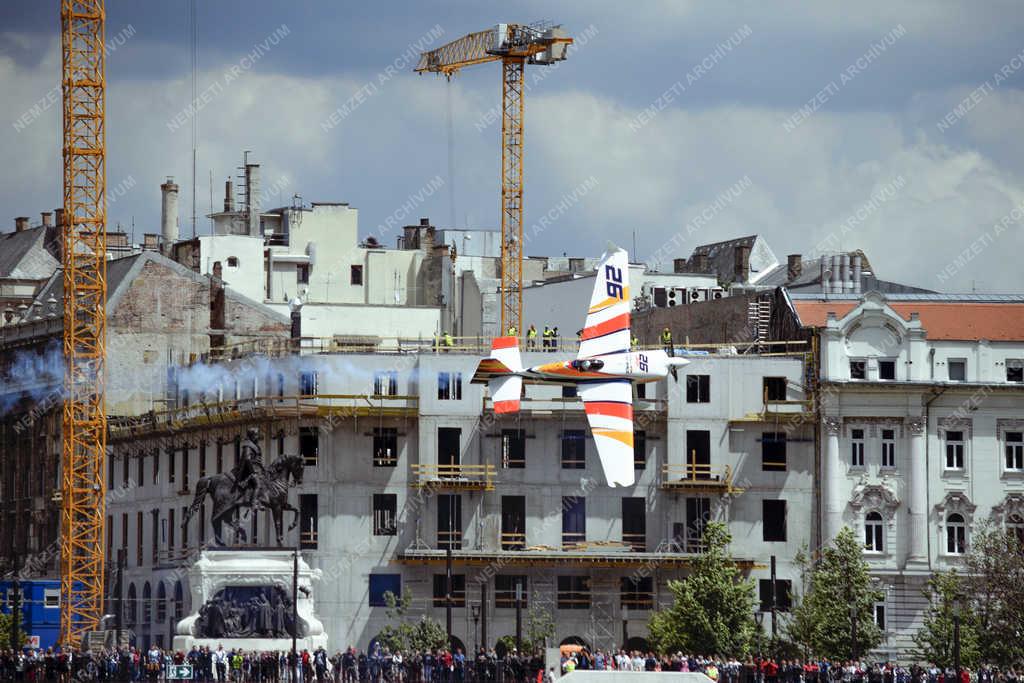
[{"left": 2, "top": 1, "right": 1023, "bottom": 292}]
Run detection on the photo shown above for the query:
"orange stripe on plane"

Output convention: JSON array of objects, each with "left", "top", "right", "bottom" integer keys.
[
  {"left": 592, "top": 428, "right": 634, "bottom": 447},
  {"left": 588, "top": 288, "right": 630, "bottom": 313},
  {"left": 582, "top": 313, "right": 630, "bottom": 341},
  {"left": 584, "top": 401, "right": 633, "bottom": 420},
  {"left": 494, "top": 399, "right": 520, "bottom": 414}
]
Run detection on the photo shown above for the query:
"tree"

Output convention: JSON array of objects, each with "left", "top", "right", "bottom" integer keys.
[
  {"left": 912, "top": 570, "right": 980, "bottom": 669},
  {"left": 786, "top": 527, "right": 883, "bottom": 660},
  {"left": 496, "top": 607, "right": 555, "bottom": 654},
  {"left": 1, "top": 611, "right": 26, "bottom": 650},
  {"left": 963, "top": 523, "right": 1024, "bottom": 664},
  {"left": 647, "top": 521, "right": 756, "bottom": 656},
  {"left": 376, "top": 590, "right": 448, "bottom": 653}
]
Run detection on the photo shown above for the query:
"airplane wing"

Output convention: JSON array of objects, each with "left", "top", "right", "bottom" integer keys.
[
  {"left": 578, "top": 246, "right": 630, "bottom": 360},
  {"left": 579, "top": 379, "right": 635, "bottom": 487}
]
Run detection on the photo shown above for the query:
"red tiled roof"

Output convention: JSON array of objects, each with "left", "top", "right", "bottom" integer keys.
[{"left": 793, "top": 301, "right": 1024, "bottom": 341}]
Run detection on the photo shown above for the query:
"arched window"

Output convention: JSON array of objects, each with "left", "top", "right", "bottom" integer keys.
[
  {"left": 156, "top": 582, "right": 167, "bottom": 622},
  {"left": 126, "top": 584, "right": 137, "bottom": 626},
  {"left": 174, "top": 581, "right": 185, "bottom": 621},
  {"left": 142, "top": 582, "right": 152, "bottom": 623},
  {"left": 946, "top": 513, "right": 967, "bottom": 554},
  {"left": 1008, "top": 514, "right": 1024, "bottom": 548},
  {"left": 865, "top": 512, "right": 884, "bottom": 552}
]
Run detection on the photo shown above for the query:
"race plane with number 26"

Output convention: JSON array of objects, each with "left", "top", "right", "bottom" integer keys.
[{"left": 472, "top": 245, "right": 688, "bottom": 488}]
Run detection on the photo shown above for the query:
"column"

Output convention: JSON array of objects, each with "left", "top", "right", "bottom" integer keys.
[
  {"left": 823, "top": 416, "right": 843, "bottom": 543},
  {"left": 907, "top": 417, "right": 928, "bottom": 563}
]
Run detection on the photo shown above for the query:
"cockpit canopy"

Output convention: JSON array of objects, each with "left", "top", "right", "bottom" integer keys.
[{"left": 570, "top": 359, "right": 605, "bottom": 372}]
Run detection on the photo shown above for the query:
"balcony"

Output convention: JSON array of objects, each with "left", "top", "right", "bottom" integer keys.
[
  {"left": 410, "top": 463, "right": 496, "bottom": 491},
  {"left": 659, "top": 463, "right": 743, "bottom": 494}
]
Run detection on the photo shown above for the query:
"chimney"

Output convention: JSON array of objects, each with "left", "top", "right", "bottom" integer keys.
[
  {"left": 14, "top": 217, "right": 30, "bottom": 232},
  {"left": 245, "top": 163, "right": 261, "bottom": 237},
  {"left": 787, "top": 254, "right": 802, "bottom": 282},
  {"left": 143, "top": 233, "right": 161, "bottom": 251},
  {"left": 160, "top": 178, "right": 180, "bottom": 254},
  {"left": 733, "top": 244, "right": 751, "bottom": 282},
  {"left": 852, "top": 254, "right": 863, "bottom": 294},
  {"left": 673, "top": 258, "right": 688, "bottom": 273},
  {"left": 693, "top": 253, "right": 709, "bottom": 272},
  {"left": 209, "top": 261, "right": 226, "bottom": 349},
  {"left": 54, "top": 208, "right": 64, "bottom": 228},
  {"left": 839, "top": 253, "right": 850, "bottom": 293},
  {"left": 224, "top": 179, "right": 235, "bottom": 212},
  {"left": 820, "top": 255, "right": 831, "bottom": 294},
  {"left": 41, "top": 212, "right": 53, "bottom": 228}
]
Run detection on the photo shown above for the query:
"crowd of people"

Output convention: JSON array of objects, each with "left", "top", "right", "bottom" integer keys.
[{"left": 2, "top": 645, "right": 1023, "bottom": 683}]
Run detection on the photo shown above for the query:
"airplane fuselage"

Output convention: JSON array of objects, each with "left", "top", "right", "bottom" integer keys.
[{"left": 516, "top": 350, "right": 680, "bottom": 384}]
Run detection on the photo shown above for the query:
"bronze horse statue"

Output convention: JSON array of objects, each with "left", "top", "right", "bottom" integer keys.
[{"left": 183, "top": 454, "right": 304, "bottom": 546}]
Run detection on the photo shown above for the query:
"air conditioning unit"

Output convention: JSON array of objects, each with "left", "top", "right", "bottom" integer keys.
[
  {"left": 689, "top": 289, "right": 701, "bottom": 302},
  {"left": 712, "top": 288, "right": 725, "bottom": 300},
  {"left": 667, "top": 289, "right": 679, "bottom": 306}
]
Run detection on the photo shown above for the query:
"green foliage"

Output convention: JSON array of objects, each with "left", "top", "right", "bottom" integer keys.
[
  {"left": 912, "top": 571, "right": 980, "bottom": 669},
  {"left": 963, "top": 523, "right": 1024, "bottom": 665},
  {"left": 647, "top": 521, "right": 756, "bottom": 656},
  {"left": 495, "top": 607, "right": 554, "bottom": 654},
  {"left": 786, "top": 527, "right": 883, "bottom": 660},
  {"left": 376, "top": 590, "right": 449, "bottom": 653},
  {"left": 0, "top": 610, "right": 27, "bottom": 650}
]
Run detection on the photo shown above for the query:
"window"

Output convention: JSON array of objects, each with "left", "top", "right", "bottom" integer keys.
[
  {"left": 216, "top": 442, "right": 224, "bottom": 474},
  {"left": 501, "top": 496, "right": 526, "bottom": 550},
  {"left": 865, "top": 511, "right": 884, "bottom": 552},
  {"left": 373, "top": 370, "right": 398, "bottom": 396},
  {"left": 557, "top": 576, "right": 590, "bottom": 610},
  {"left": 683, "top": 497, "right": 711, "bottom": 552},
  {"left": 1008, "top": 360, "right": 1024, "bottom": 383},
  {"left": 561, "top": 429, "right": 585, "bottom": 469},
  {"left": 873, "top": 603, "right": 886, "bottom": 631},
  {"left": 1005, "top": 432, "right": 1023, "bottom": 471},
  {"left": 879, "top": 360, "right": 896, "bottom": 381},
  {"left": 151, "top": 511, "right": 159, "bottom": 564},
  {"left": 634, "top": 429, "right": 646, "bottom": 470},
  {"left": 369, "top": 574, "right": 401, "bottom": 607},
  {"left": 622, "top": 498, "right": 646, "bottom": 551},
  {"left": 297, "top": 264, "right": 309, "bottom": 285},
  {"left": 121, "top": 513, "right": 129, "bottom": 550},
  {"left": 152, "top": 447, "right": 159, "bottom": 484},
  {"left": 438, "top": 428, "right": 461, "bottom": 475},
  {"left": 636, "top": 383, "right": 646, "bottom": 399},
  {"left": 763, "top": 377, "right": 787, "bottom": 401},
  {"left": 156, "top": 583, "right": 167, "bottom": 622},
  {"left": 277, "top": 432, "right": 285, "bottom": 457},
  {"left": 181, "top": 506, "right": 189, "bottom": 550},
  {"left": 621, "top": 576, "right": 654, "bottom": 610},
  {"left": 437, "top": 494, "right": 462, "bottom": 550},
  {"left": 437, "top": 372, "right": 463, "bottom": 400},
  {"left": 851, "top": 429, "right": 865, "bottom": 468},
  {"left": 946, "top": 513, "right": 967, "bottom": 554},
  {"left": 373, "top": 428, "right": 398, "bottom": 467},
  {"left": 501, "top": 429, "right": 526, "bottom": 468},
  {"left": 351, "top": 265, "right": 363, "bottom": 286},
  {"left": 686, "top": 375, "right": 710, "bottom": 403},
  {"left": 299, "top": 427, "right": 319, "bottom": 467},
  {"left": 945, "top": 430, "right": 965, "bottom": 470},
  {"left": 168, "top": 508, "right": 175, "bottom": 551},
  {"left": 850, "top": 360, "right": 866, "bottom": 380},
  {"left": 300, "top": 494, "right": 318, "bottom": 549},
  {"left": 686, "top": 430, "right": 711, "bottom": 479},
  {"left": 142, "top": 582, "right": 152, "bottom": 623},
  {"left": 758, "top": 579, "right": 792, "bottom": 612},
  {"left": 137, "top": 511, "right": 144, "bottom": 567},
  {"left": 763, "top": 499, "right": 787, "bottom": 542},
  {"left": 137, "top": 452, "right": 144, "bottom": 488},
  {"left": 432, "top": 574, "right": 466, "bottom": 607},
  {"left": 167, "top": 449, "right": 175, "bottom": 484},
  {"left": 127, "top": 584, "right": 137, "bottom": 625},
  {"left": 372, "top": 494, "right": 397, "bottom": 536},
  {"left": 562, "top": 496, "right": 586, "bottom": 548},
  {"left": 561, "top": 385, "right": 578, "bottom": 398},
  {"left": 299, "top": 371, "right": 318, "bottom": 396},
  {"left": 44, "top": 588, "right": 60, "bottom": 608},
  {"left": 277, "top": 373, "right": 285, "bottom": 397},
  {"left": 181, "top": 447, "right": 189, "bottom": 490},
  {"left": 226, "top": 256, "right": 239, "bottom": 267},
  {"left": 948, "top": 359, "right": 966, "bottom": 381},
  {"left": 881, "top": 429, "right": 896, "bottom": 469},
  {"left": 762, "top": 432, "right": 787, "bottom": 472},
  {"left": 495, "top": 575, "right": 527, "bottom": 609},
  {"left": 122, "top": 454, "right": 130, "bottom": 489},
  {"left": 199, "top": 442, "right": 207, "bottom": 478}
]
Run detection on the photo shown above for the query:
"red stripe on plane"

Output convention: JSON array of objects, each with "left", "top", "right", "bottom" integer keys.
[
  {"left": 494, "top": 399, "right": 520, "bottom": 414},
  {"left": 584, "top": 401, "right": 633, "bottom": 420},
  {"left": 492, "top": 336, "right": 519, "bottom": 349},
  {"left": 582, "top": 313, "right": 629, "bottom": 341}
]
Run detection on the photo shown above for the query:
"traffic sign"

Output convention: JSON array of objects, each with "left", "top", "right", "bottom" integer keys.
[{"left": 168, "top": 664, "right": 193, "bottom": 679}]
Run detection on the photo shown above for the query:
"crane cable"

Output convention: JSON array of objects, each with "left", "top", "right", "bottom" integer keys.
[{"left": 446, "top": 78, "right": 457, "bottom": 229}]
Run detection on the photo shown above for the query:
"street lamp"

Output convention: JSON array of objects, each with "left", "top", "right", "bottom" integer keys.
[
  {"left": 471, "top": 604, "right": 481, "bottom": 654},
  {"left": 754, "top": 611, "right": 764, "bottom": 683},
  {"left": 952, "top": 593, "right": 962, "bottom": 675}
]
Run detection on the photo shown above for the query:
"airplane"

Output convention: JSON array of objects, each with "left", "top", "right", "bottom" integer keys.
[{"left": 472, "top": 245, "right": 688, "bottom": 487}]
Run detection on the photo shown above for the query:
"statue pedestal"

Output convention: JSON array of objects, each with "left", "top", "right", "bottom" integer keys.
[{"left": 173, "top": 549, "right": 327, "bottom": 652}]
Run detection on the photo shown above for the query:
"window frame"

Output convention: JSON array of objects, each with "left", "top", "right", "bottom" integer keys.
[
  {"left": 864, "top": 511, "right": 884, "bottom": 553},
  {"left": 561, "top": 429, "right": 586, "bottom": 469},
  {"left": 1007, "top": 360, "right": 1024, "bottom": 383},
  {"left": 437, "top": 371, "right": 463, "bottom": 401},
  {"left": 685, "top": 374, "right": 710, "bottom": 403},
  {"left": 763, "top": 376, "right": 787, "bottom": 402},
  {"left": 850, "top": 428, "right": 866, "bottom": 468},
  {"left": 1005, "top": 431, "right": 1024, "bottom": 472},
  {"left": 945, "top": 430, "right": 965, "bottom": 471},
  {"left": 501, "top": 428, "right": 526, "bottom": 469},
  {"left": 351, "top": 264, "right": 364, "bottom": 286},
  {"left": 945, "top": 513, "right": 967, "bottom": 555},
  {"left": 556, "top": 575, "right": 591, "bottom": 610},
  {"left": 373, "top": 427, "right": 399, "bottom": 467},
  {"left": 878, "top": 359, "right": 897, "bottom": 381},
  {"left": 850, "top": 359, "right": 867, "bottom": 380},
  {"left": 372, "top": 493, "right": 398, "bottom": 536},
  {"left": 948, "top": 359, "right": 966, "bottom": 382},
  {"left": 761, "top": 432, "right": 787, "bottom": 472},
  {"left": 762, "top": 499, "right": 787, "bottom": 542},
  {"left": 881, "top": 429, "right": 896, "bottom": 469}
]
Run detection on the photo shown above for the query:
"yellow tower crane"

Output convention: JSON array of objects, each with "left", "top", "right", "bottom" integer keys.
[
  {"left": 415, "top": 23, "right": 572, "bottom": 335},
  {"left": 59, "top": 0, "right": 108, "bottom": 646}
]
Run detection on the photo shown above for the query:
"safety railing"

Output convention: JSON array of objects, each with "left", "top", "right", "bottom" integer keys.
[
  {"left": 660, "top": 463, "right": 739, "bottom": 492},
  {"left": 500, "top": 531, "right": 526, "bottom": 550},
  {"left": 411, "top": 463, "right": 496, "bottom": 491},
  {"left": 621, "top": 532, "right": 646, "bottom": 552}
]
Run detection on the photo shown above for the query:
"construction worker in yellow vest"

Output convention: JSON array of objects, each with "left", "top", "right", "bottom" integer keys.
[
  {"left": 507, "top": 324, "right": 517, "bottom": 337},
  {"left": 631, "top": 334, "right": 639, "bottom": 350},
  {"left": 527, "top": 325, "right": 538, "bottom": 350},
  {"left": 542, "top": 325, "right": 552, "bottom": 350},
  {"left": 443, "top": 331, "right": 454, "bottom": 350},
  {"left": 661, "top": 326, "right": 673, "bottom": 354}
]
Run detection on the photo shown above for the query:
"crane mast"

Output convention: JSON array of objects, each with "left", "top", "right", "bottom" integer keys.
[
  {"left": 60, "top": 0, "right": 108, "bottom": 646},
  {"left": 416, "top": 23, "right": 572, "bottom": 335}
]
